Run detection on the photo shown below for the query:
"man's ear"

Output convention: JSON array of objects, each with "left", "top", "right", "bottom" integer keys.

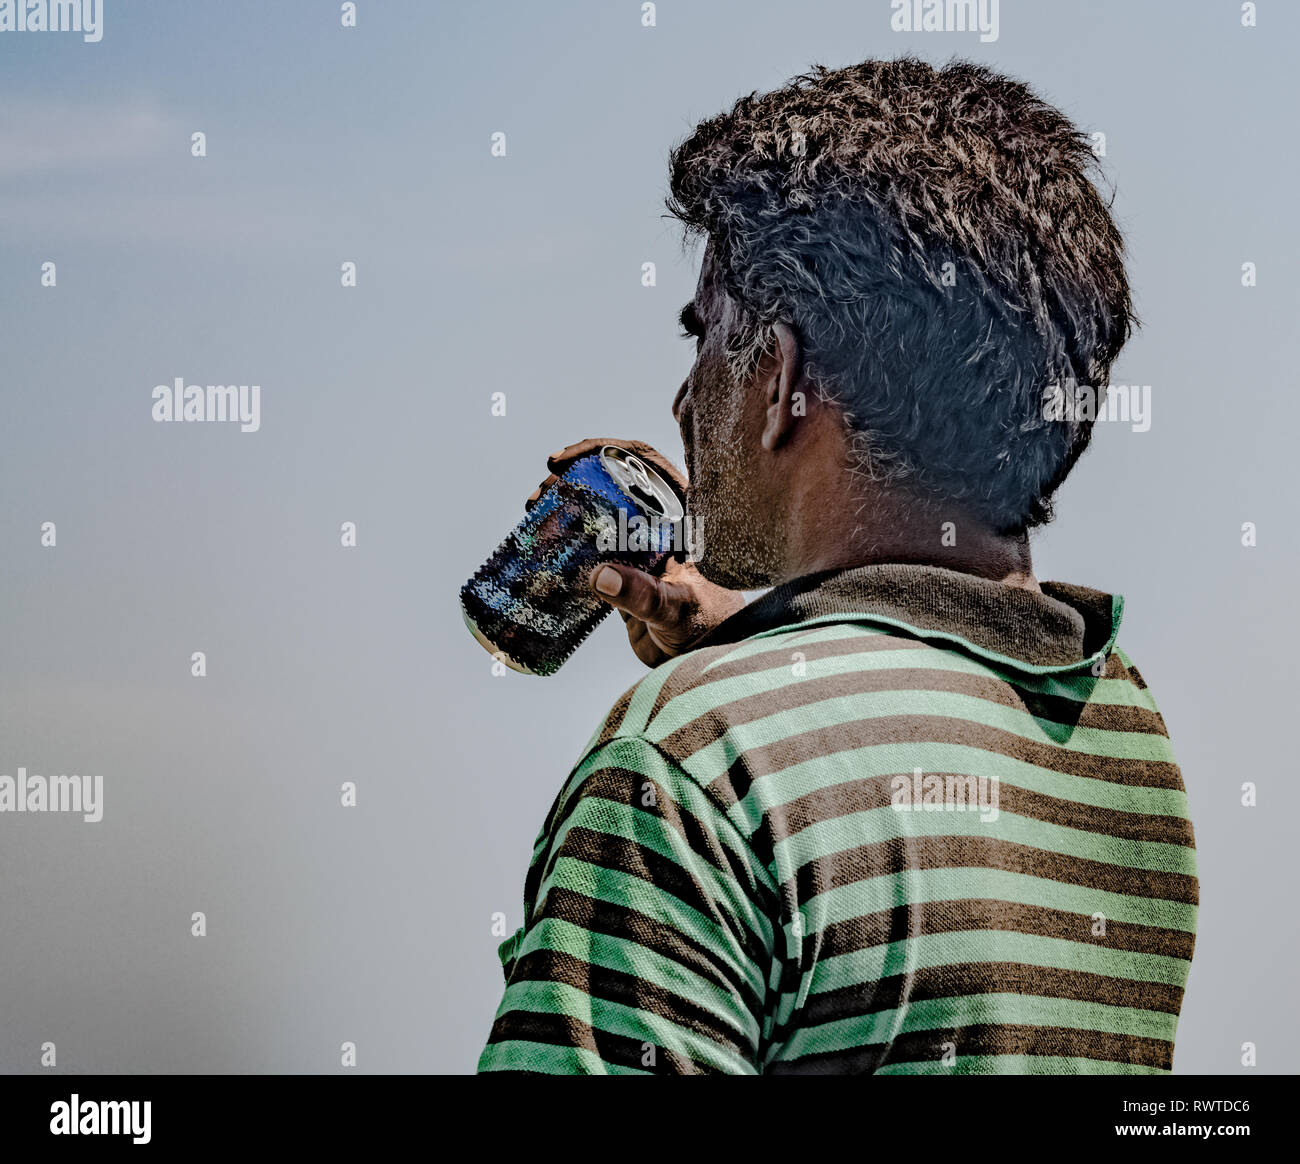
[{"left": 760, "top": 321, "right": 803, "bottom": 452}]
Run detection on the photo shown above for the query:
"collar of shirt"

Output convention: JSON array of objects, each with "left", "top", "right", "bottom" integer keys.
[{"left": 692, "top": 563, "right": 1124, "bottom": 675}]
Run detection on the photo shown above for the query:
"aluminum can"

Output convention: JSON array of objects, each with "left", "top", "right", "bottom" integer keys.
[{"left": 460, "top": 445, "right": 685, "bottom": 675}]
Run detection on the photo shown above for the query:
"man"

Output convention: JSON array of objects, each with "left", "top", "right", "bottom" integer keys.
[{"left": 478, "top": 57, "right": 1197, "bottom": 1074}]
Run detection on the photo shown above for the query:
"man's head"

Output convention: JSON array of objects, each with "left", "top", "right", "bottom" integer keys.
[{"left": 667, "top": 57, "right": 1135, "bottom": 589}]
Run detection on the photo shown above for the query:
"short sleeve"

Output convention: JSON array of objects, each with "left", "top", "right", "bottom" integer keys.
[{"left": 477, "top": 735, "right": 773, "bottom": 1074}]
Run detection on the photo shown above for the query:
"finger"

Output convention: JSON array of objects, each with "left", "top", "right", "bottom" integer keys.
[
  {"left": 524, "top": 473, "right": 559, "bottom": 512},
  {"left": 547, "top": 440, "right": 688, "bottom": 493},
  {"left": 545, "top": 439, "right": 606, "bottom": 474},
  {"left": 589, "top": 563, "right": 691, "bottom": 629},
  {"left": 625, "top": 617, "right": 668, "bottom": 668}
]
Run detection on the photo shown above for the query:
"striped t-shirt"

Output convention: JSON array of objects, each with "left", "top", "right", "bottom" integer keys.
[{"left": 477, "top": 563, "right": 1198, "bottom": 1074}]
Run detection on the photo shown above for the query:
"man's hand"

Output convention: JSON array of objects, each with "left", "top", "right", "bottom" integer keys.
[
  {"left": 588, "top": 555, "right": 747, "bottom": 668},
  {"left": 526, "top": 438, "right": 747, "bottom": 667}
]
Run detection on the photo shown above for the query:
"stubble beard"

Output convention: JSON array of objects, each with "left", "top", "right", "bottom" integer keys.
[{"left": 682, "top": 369, "right": 788, "bottom": 592}]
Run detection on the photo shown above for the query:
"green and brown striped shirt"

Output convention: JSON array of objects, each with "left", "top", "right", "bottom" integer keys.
[{"left": 478, "top": 564, "right": 1198, "bottom": 1074}]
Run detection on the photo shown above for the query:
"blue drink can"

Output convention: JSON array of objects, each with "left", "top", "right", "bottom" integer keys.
[{"left": 460, "top": 446, "right": 685, "bottom": 675}]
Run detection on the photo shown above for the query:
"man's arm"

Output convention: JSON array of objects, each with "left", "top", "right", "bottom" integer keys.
[{"left": 477, "top": 735, "right": 773, "bottom": 1074}]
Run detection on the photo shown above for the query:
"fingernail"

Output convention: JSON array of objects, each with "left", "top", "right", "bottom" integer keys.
[{"left": 594, "top": 566, "right": 623, "bottom": 596}]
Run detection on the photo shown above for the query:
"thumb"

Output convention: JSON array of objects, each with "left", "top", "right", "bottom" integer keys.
[{"left": 589, "top": 563, "right": 689, "bottom": 628}]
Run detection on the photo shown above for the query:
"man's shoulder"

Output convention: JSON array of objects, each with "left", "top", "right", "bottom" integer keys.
[
  {"left": 580, "top": 617, "right": 906, "bottom": 766},
  {"left": 542, "top": 636, "right": 802, "bottom": 854},
  {"left": 579, "top": 610, "right": 1173, "bottom": 783}
]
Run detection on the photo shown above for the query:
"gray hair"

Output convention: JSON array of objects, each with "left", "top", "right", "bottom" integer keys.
[{"left": 667, "top": 57, "right": 1135, "bottom": 533}]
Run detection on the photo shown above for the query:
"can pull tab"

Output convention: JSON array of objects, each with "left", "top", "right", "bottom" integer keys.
[
  {"left": 623, "top": 455, "right": 654, "bottom": 498},
  {"left": 598, "top": 444, "right": 683, "bottom": 520}
]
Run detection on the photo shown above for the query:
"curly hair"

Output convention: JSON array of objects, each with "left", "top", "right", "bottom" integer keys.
[{"left": 665, "top": 56, "right": 1136, "bottom": 534}]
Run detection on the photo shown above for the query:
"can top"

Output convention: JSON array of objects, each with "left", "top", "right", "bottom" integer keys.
[{"left": 599, "top": 446, "right": 684, "bottom": 521}]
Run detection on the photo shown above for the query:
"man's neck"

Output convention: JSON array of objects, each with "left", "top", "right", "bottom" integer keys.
[{"left": 779, "top": 488, "right": 1040, "bottom": 592}]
